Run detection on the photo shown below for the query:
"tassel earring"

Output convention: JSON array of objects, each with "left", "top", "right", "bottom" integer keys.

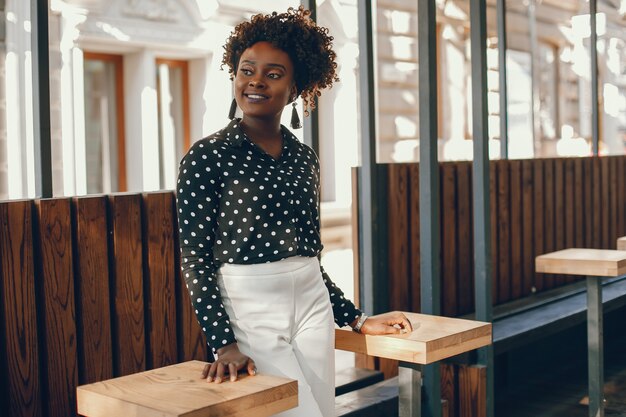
[
  {"left": 290, "top": 102, "right": 302, "bottom": 129},
  {"left": 228, "top": 98, "right": 237, "bottom": 120}
]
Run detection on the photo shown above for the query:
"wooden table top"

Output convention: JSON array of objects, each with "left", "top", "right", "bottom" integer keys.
[
  {"left": 77, "top": 360, "right": 298, "bottom": 417},
  {"left": 618, "top": 237, "right": 626, "bottom": 251},
  {"left": 536, "top": 248, "right": 626, "bottom": 277},
  {"left": 335, "top": 312, "right": 492, "bottom": 364}
]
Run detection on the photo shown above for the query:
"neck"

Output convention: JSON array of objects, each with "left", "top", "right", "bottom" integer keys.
[{"left": 240, "top": 115, "right": 282, "bottom": 143}]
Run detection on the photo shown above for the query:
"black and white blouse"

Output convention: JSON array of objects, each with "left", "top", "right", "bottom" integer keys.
[{"left": 176, "top": 119, "right": 361, "bottom": 355}]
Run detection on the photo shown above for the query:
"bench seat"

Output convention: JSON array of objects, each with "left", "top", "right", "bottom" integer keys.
[{"left": 335, "top": 376, "right": 399, "bottom": 417}]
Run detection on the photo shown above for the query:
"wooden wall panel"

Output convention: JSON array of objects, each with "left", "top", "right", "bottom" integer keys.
[
  {"left": 583, "top": 158, "right": 594, "bottom": 248},
  {"left": 143, "top": 192, "right": 178, "bottom": 369},
  {"left": 543, "top": 159, "right": 556, "bottom": 290},
  {"left": 441, "top": 363, "right": 457, "bottom": 417},
  {"left": 409, "top": 164, "right": 421, "bottom": 313},
  {"left": 574, "top": 158, "right": 585, "bottom": 249},
  {"left": 592, "top": 158, "right": 602, "bottom": 248},
  {"left": 441, "top": 163, "right": 458, "bottom": 316},
  {"left": 387, "top": 164, "right": 411, "bottom": 311},
  {"left": 0, "top": 201, "right": 42, "bottom": 417},
  {"left": 74, "top": 196, "right": 114, "bottom": 384},
  {"left": 609, "top": 157, "right": 618, "bottom": 249},
  {"left": 177, "top": 256, "right": 209, "bottom": 362},
  {"left": 601, "top": 157, "right": 610, "bottom": 248},
  {"left": 456, "top": 162, "right": 473, "bottom": 315},
  {"left": 489, "top": 163, "right": 499, "bottom": 303},
  {"left": 459, "top": 365, "right": 487, "bottom": 417},
  {"left": 109, "top": 194, "right": 146, "bottom": 376},
  {"left": 533, "top": 160, "right": 545, "bottom": 292},
  {"left": 35, "top": 199, "right": 78, "bottom": 417},
  {"left": 553, "top": 159, "right": 565, "bottom": 286},
  {"left": 509, "top": 160, "right": 522, "bottom": 300},
  {"left": 618, "top": 157, "right": 626, "bottom": 239},
  {"left": 521, "top": 160, "right": 534, "bottom": 296},
  {"left": 496, "top": 160, "right": 511, "bottom": 303},
  {"left": 563, "top": 159, "right": 576, "bottom": 284}
]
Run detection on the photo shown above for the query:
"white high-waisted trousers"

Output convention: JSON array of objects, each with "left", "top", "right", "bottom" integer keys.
[{"left": 217, "top": 256, "right": 335, "bottom": 417}]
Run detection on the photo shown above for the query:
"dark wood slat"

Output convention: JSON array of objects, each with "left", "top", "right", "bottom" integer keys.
[
  {"left": 509, "top": 160, "right": 523, "bottom": 300},
  {"left": 490, "top": 162, "right": 499, "bottom": 303},
  {"left": 109, "top": 194, "right": 146, "bottom": 376},
  {"left": 459, "top": 364, "right": 486, "bottom": 417},
  {"left": 409, "top": 164, "right": 421, "bottom": 313},
  {"left": 440, "top": 363, "right": 456, "bottom": 417},
  {"left": 601, "top": 157, "right": 610, "bottom": 248},
  {"left": 521, "top": 160, "right": 535, "bottom": 296},
  {"left": 143, "top": 192, "right": 178, "bottom": 369},
  {"left": 533, "top": 160, "right": 545, "bottom": 293},
  {"left": 0, "top": 201, "right": 43, "bottom": 417},
  {"left": 574, "top": 158, "right": 585, "bottom": 249},
  {"left": 543, "top": 159, "right": 556, "bottom": 290},
  {"left": 387, "top": 164, "right": 410, "bottom": 311},
  {"left": 618, "top": 157, "right": 626, "bottom": 239},
  {"left": 583, "top": 158, "right": 594, "bottom": 248},
  {"left": 35, "top": 199, "right": 78, "bottom": 417},
  {"left": 441, "top": 163, "right": 458, "bottom": 316},
  {"left": 563, "top": 159, "right": 576, "bottom": 284},
  {"left": 609, "top": 157, "right": 618, "bottom": 249},
  {"left": 456, "top": 162, "right": 473, "bottom": 315},
  {"left": 497, "top": 160, "right": 511, "bottom": 303},
  {"left": 593, "top": 157, "right": 602, "bottom": 248},
  {"left": 74, "top": 196, "right": 114, "bottom": 384},
  {"left": 553, "top": 159, "right": 565, "bottom": 286}
]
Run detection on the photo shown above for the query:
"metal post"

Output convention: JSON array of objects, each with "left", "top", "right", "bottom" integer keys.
[
  {"left": 470, "top": 0, "right": 494, "bottom": 416},
  {"left": 497, "top": 0, "right": 509, "bottom": 159},
  {"left": 586, "top": 277, "right": 604, "bottom": 417},
  {"left": 399, "top": 362, "right": 423, "bottom": 417},
  {"left": 31, "top": 0, "right": 53, "bottom": 198},
  {"left": 357, "top": 0, "right": 387, "bottom": 315},
  {"left": 418, "top": 0, "right": 441, "bottom": 415},
  {"left": 300, "top": 0, "right": 320, "bottom": 156},
  {"left": 590, "top": 0, "right": 599, "bottom": 155}
]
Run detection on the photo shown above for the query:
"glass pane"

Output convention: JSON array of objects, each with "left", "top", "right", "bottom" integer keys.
[
  {"left": 83, "top": 59, "right": 119, "bottom": 194},
  {"left": 157, "top": 63, "right": 186, "bottom": 190}
]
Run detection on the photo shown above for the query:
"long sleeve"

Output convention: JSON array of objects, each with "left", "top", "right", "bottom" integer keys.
[
  {"left": 320, "top": 264, "right": 362, "bottom": 327},
  {"left": 176, "top": 140, "right": 237, "bottom": 355}
]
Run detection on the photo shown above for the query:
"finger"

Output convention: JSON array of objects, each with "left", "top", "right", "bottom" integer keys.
[
  {"left": 207, "top": 362, "right": 218, "bottom": 382},
  {"left": 401, "top": 316, "right": 413, "bottom": 332},
  {"left": 247, "top": 359, "right": 257, "bottom": 376},
  {"left": 201, "top": 363, "right": 211, "bottom": 378},
  {"left": 215, "top": 362, "right": 226, "bottom": 384},
  {"left": 228, "top": 363, "right": 238, "bottom": 382}
]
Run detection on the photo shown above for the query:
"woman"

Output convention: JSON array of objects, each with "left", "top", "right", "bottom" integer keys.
[{"left": 176, "top": 7, "right": 411, "bottom": 416}]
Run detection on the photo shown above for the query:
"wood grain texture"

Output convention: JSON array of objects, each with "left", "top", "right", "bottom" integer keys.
[
  {"left": 554, "top": 159, "right": 565, "bottom": 286},
  {"left": 409, "top": 164, "right": 421, "bottom": 313},
  {"left": 593, "top": 158, "right": 602, "bottom": 248},
  {"left": 533, "top": 159, "right": 545, "bottom": 292},
  {"left": 564, "top": 159, "right": 576, "bottom": 284},
  {"left": 456, "top": 162, "right": 473, "bottom": 315},
  {"left": 74, "top": 196, "right": 114, "bottom": 384},
  {"left": 574, "top": 158, "right": 585, "bottom": 249},
  {"left": 617, "top": 157, "right": 625, "bottom": 239},
  {"left": 440, "top": 363, "right": 456, "bottom": 417},
  {"left": 489, "top": 163, "right": 499, "bottom": 303},
  {"left": 459, "top": 365, "right": 487, "bottom": 417},
  {"left": 77, "top": 360, "right": 297, "bottom": 417},
  {"left": 143, "top": 192, "right": 178, "bottom": 369},
  {"left": 609, "top": 157, "right": 618, "bottom": 251},
  {"left": 441, "top": 163, "right": 458, "bottom": 316},
  {"left": 387, "top": 164, "right": 410, "bottom": 311},
  {"left": 618, "top": 237, "right": 626, "bottom": 251},
  {"left": 583, "top": 158, "right": 594, "bottom": 248},
  {"left": 543, "top": 159, "right": 556, "bottom": 290},
  {"left": 35, "top": 199, "right": 78, "bottom": 417},
  {"left": 0, "top": 201, "right": 42, "bottom": 417},
  {"left": 509, "top": 160, "right": 522, "bottom": 299},
  {"left": 601, "top": 157, "right": 610, "bottom": 248},
  {"left": 109, "top": 194, "right": 146, "bottom": 376},
  {"left": 521, "top": 160, "right": 534, "bottom": 296},
  {"left": 497, "top": 160, "right": 511, "bottom": 303},
  {"left": 536, "top": 248, "right": 626, "bottom": 277},
  {"left": 335, "top": 312, "right": 491, "bottom": 364}
]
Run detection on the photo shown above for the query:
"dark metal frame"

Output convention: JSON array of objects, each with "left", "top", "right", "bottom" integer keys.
[
  {"left": 31, "top": 0, "right": 53, "bottom": 198},
  {"left": 497, "top": 0, "right": 509, "bottom": 159},
  {"left": 417, "top": 0, "right": 442, "bottom": 415},
  {"left": 470, "top": 1, "right": 494, "bottom": 416}
]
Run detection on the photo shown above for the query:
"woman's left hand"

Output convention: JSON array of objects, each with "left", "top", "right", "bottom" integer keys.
[{"left": 359, "top": 312, "right": 413, "bottom": 335}]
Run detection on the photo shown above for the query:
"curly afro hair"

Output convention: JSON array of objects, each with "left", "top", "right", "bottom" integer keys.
[{"left": 222, "top": 6, "right": 338, "bottom": 115}]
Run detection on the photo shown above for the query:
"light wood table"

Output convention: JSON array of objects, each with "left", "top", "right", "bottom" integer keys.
[
  {"left": 335, "top": 312, "right": 492, "bottom": 417},
  {"left": 77, "top": 360, "right": 298, "bottom": 417},
  {"left": 618, "top": 237, "right": 626, "bottom": 251},
  {"left": 536, "top": 248, "right": 626, "bottom": 417}
]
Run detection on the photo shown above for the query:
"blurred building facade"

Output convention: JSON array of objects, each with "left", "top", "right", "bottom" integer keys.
[{"left": 0, "top": 0, "right": 625, "bottom": 201}]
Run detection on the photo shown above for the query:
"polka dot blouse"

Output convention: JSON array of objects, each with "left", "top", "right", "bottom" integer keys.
[{"left": 176, "top": 119, "right": 362, "bottom": 355}]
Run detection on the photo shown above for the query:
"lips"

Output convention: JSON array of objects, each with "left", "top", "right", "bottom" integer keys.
[{"left": 244, "top": 93, "right": 269, "bottom": 101}]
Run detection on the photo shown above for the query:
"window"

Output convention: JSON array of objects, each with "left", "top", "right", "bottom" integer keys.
[
  {"left": 156, "top": 59, "right": 190, "bottom": 190},
  {"left": 83, "top": 53, "right": 126, "bottom": 193}
]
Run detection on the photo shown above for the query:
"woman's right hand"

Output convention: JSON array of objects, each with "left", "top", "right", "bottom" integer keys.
[{"left": 201, "top": 343, "right": 257, "bottom": 383}]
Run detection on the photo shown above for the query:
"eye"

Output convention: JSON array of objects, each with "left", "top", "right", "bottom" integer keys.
[
  {"left": 240, "top": 68, "right": 253, "bottom": 76},
  {"left": 268, "top": 72, "right": 282, "bottom": 80}
]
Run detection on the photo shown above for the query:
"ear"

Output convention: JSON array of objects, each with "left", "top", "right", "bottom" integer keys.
[{"left": 290, "top": 85, "right": 298, "bottom": 102}]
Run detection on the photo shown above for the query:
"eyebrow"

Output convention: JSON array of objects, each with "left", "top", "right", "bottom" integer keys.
[{"left": 240, "top": 60, "right": 287, "bottom": 71}]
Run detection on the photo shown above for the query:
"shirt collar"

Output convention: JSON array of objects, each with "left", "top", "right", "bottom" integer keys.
[{"left": 223, "top": 118, "right": 299, "bottom": 156}]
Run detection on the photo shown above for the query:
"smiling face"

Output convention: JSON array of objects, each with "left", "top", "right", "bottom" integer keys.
[{"left": 234, "top": 41, "right": 296, "bottom": 124}]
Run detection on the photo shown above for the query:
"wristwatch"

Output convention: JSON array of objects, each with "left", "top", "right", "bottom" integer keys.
[{"left": 352, "top": 314, "right": 369, "bottom": 333}]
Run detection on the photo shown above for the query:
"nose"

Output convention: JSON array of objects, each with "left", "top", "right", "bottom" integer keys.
[{"left": 248, "top": 77, "right": 265, "bottom": 88}]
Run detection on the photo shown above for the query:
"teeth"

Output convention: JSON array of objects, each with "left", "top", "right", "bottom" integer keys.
[{"left": 247, "top": 94, "right": 266, "bottom": 99}]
